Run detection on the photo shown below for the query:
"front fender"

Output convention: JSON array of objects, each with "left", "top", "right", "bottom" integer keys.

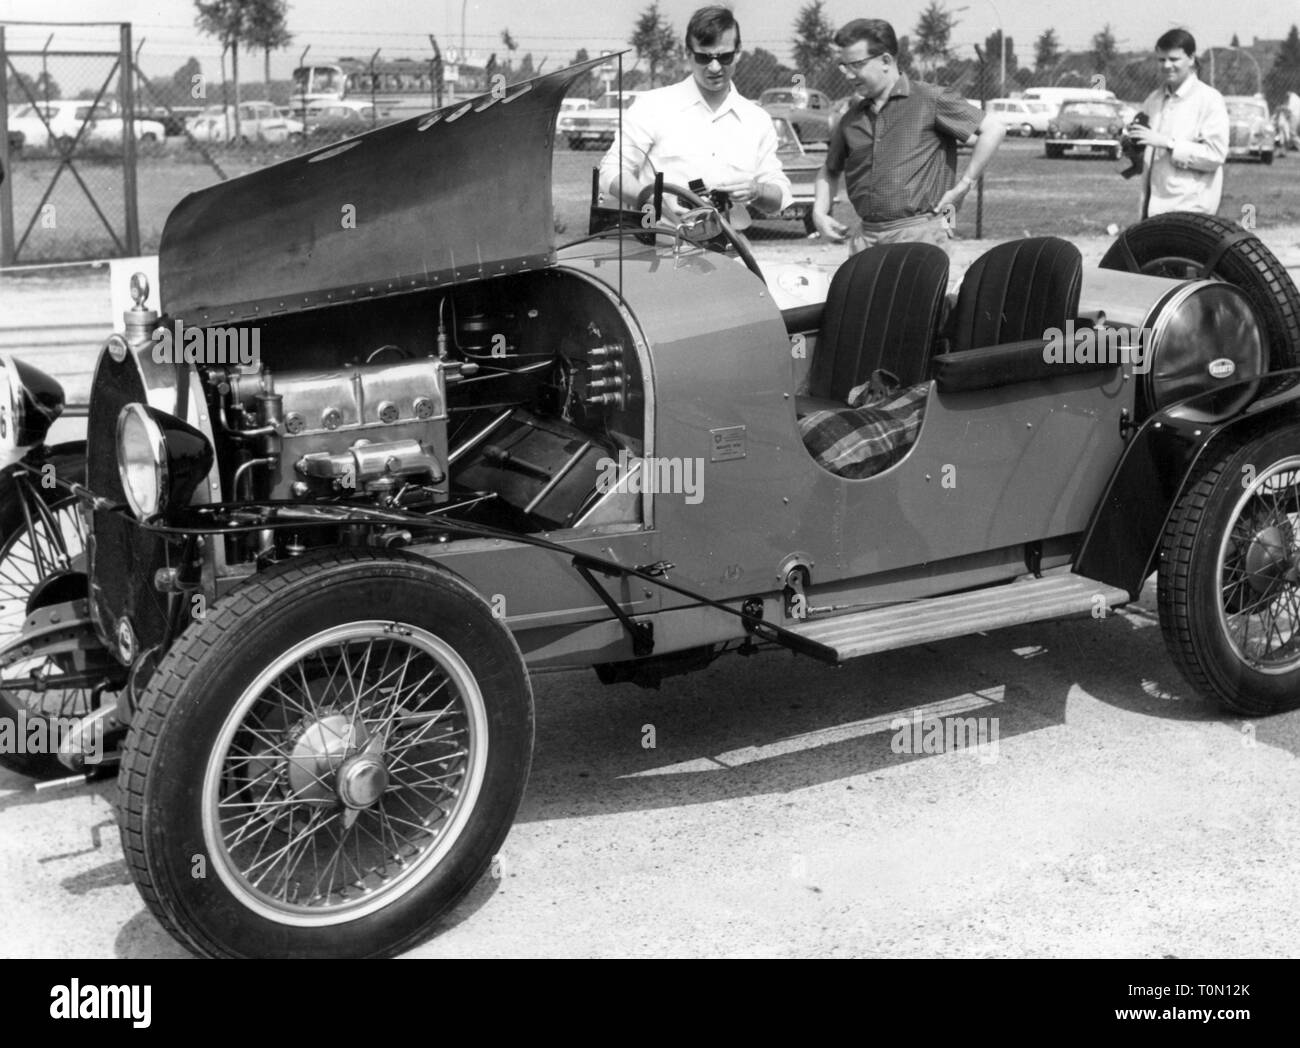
[
  {"left": 1, "top": 355, "right": 66, "bottom": 451},
  {"left": 1075, "top": 368, "right": 1300, "bottom": 598}
]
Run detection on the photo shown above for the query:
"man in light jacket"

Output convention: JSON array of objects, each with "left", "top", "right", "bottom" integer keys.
[{"left": 1127, "top": 28, "right": 1229, "bottom": 218}]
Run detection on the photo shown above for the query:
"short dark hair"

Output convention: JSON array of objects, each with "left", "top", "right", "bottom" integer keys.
[
  {"left": 686, "top": 6, "right": 740, "bottom": 52},
  {"left": 834, "top": 18, "right": 898, "bottom": 56},
  {"left": 1155, "top": 28, "right": 1196, "bottom": 56}
]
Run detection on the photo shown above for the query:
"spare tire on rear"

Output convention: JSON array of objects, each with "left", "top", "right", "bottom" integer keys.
[{"left": 1100, "top": 211, "right": 1300, "bottom": 369}]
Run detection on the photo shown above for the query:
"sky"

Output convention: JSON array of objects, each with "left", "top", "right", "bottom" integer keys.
[{"left": 0, "top": 0, "right": 1292, "bottom": 84}]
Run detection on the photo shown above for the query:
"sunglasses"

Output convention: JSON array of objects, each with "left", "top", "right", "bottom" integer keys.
[{"left": 691, "top": 49, "right": 737, "bottom": 66}]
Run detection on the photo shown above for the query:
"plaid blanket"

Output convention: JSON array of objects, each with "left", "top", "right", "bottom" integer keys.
[{"left": 797, "top": 382, "right": 930, "bottom": 479}]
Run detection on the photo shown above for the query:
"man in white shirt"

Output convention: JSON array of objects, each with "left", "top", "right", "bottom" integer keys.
[
  {"left": 1128, "top": 28, "right": 1229, "bottom": 217},
  {"left": 599, "top": 6, "right": 792, "bottom": 224}
]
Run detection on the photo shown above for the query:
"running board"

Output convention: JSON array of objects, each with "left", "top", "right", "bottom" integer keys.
[{"left": 785, "top": 573, "right": 1130, "bottom": 662}]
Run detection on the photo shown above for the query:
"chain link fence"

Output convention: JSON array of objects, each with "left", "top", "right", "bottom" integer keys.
[{"left": 5, "top": 29, "right": 1299, "bottom": 266}]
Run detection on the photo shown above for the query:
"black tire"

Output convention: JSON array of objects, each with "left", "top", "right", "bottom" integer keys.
[
  {"left": 139, "top": 131, "right": 158, "bottom": 144},
  {"left": 1020, "top": 122, "right": 1034, "bottom": 138},
  {"left": 116, "top": 549, "right": 534, "bottom": 958},
  {"left": 569, "top": 137, "right": 584, "bottom": 150},
  {"left": 1261, "top": 150, "right": 1274, "bottom": 165},
  {"left": 0, "top": 446, "right": 90, "bottom": 779},
  {"left": 1100, "top": 211, "right": 1300, "bottom": 370},
  {"left": 1045, "top": 144, "right": 1064, "bottom": 159},
  {"left": 1158, "top": 424, "right": 1300, "bottom": 715}
]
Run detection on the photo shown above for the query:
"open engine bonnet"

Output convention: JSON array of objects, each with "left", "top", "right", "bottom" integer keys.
[{"left": 158, "top": 55, "right": 610, "bottom": 327}]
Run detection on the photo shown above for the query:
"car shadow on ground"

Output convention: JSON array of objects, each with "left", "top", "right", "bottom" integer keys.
[
  {"left": 0, "top": 596, "right": 1274, "bottom": 958},
  {"left": 513, "top": 603, "right": 1227, "bottom": 828}
]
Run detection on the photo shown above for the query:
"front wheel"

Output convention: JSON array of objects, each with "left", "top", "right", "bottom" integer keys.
[
  {"left": 116, "top": 550, "right": 534, "bottom": 958},
  {"left": 0, "top": 448, "right": 93, "bottom": 778},
  {"left": 1158, "top": 425, "right": 1300, "bottom": 715},
  {"left": 1261, "top": 150, "right": 1274, "bottom": 165}
]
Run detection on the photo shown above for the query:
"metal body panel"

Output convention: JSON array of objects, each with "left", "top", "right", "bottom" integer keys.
[
  {"left": 1076, "top": 368, "right": 1300, "bottom": 596},
  {"left": 159, "top": 57, "right": 607, "bottom": 325},
  {"left": 409, "top": 528, "right": 661, "bottom": 633},
  {"left": 560, "top": 243, "right": 1135, "bottom": 602}
]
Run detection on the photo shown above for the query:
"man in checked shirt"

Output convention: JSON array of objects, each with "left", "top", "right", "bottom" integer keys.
[
  {"left": 1126, "top": 28, "right": 1229, "bottom": 218},
  {"left": 811, "top": 18, "right": 1005, "bottom": 255}
]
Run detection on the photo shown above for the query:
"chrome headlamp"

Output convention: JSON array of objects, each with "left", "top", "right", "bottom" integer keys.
[{"left": 116, "top": 403, "right": 213, "bottom": 519}]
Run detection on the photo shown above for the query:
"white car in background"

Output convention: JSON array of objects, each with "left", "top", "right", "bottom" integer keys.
[
  {"left": 985, "top": 97, "right": 1054, "bottom": 136},
  {"left": 7, "top": 100, "right": 165, "bottom": 151},
  {"left": 556, "top": 97, "right": 593, "bottom": 136},
  {"left": 560, "top": 90, "right": 644, "bottom": 150},
  {"left": 186, "top": 101, "right": 304, "bottom": 144}
]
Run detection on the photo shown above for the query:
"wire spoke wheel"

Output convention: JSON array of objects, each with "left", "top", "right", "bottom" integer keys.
[
  {"left": 0, "top": 482, "right": 90, "bottom": 713},
  {"left": 117, "top": 551, "right": 533, "bottom": 958},
  {"left": 1159, "top": 427, "right": 1300, "bottom": 715},
  {"left": 204, "top": 622, "right": 489, "bottom": 923},
  {"left": 1216, "top": 459, "right": 1300, "bottom": 671},
  {"left": 0, "top": 453, "right": 96, "bottom": 777}
]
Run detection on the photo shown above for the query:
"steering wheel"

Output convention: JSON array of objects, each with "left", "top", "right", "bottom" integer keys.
[{"left": 634, "top": 182, "right": 765, "bottom": 284}]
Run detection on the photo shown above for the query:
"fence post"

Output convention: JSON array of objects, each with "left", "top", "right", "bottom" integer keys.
[
  {"left": 0, "top": 26, "right": 13, "bottom": 266},
  {"left": 120, "top": 22, "right": 141, "bottom": 256}
]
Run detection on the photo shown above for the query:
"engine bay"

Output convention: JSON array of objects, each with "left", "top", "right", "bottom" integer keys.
[{"left": 201, "top": 268, "right": 646, "bottom": 558}]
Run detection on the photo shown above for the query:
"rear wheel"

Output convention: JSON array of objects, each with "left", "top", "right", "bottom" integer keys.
[
  {"left": 1100, "top": 211, "right": 1300, "bottom": 369},
  {"left": 1158, "top": 425, "right": 1300, "bottom": 715},
  {"left": 1020, "top": 122, "right": 1034, "bottom": 138},
  {"left": 1045, "top": 144, "right": 1064, "bottom": 159},
  {"left": 1261, "top": 150, "right": 1274, "bottom": 165},
  {"left": 116, "top": 550, "right": 534, "bottom": 958},
  {"left": 0, "top": 448, "right": 92, "bottom": 778}
]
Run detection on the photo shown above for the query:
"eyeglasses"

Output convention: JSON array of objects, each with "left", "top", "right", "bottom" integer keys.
[
  {"left": 838, "top": 52, "right": 885, "bottom": 73},
  {"left": 691, "top": 50, "right": 737, "bottom": 67}
]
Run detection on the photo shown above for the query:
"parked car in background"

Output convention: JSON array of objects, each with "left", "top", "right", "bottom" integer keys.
[
  {"left": 7, "top": 100, "right": 165, "bottom": 151},
  {"left": 985, "top": 97, "right": 1054, "bottom": 137},
  {"left": 143, "top": 105, "right": 202, "bottom": 137},
  {"left": 1223, "top": 95, "right": 1274, "bottom": 164},
  {"left": 556, "top": 97, "right": 593, "bottom": 138},
  {"left": 1022, "top": 86, "right": 1118, "bottom": 111},
  {"left": 764, "top": 113, "right": 838, "bottom": 233},
  {"left": 758, "top": 86, "right": 833, "bottom": 112},
  {"left": 302, "top": 102, "right": 379, "bottom": 142},
  {"left": 1045, "top": 100, "right": 1126, "bottom": 159},
  {"left": 559, "top": 89, "right": 644, "bottom": 150},
  {"left": 186, "top": 101, "right": 305, "bottom": 144},
  {"left": 763, "top": 102, "right": 832, "bottom": 152}
]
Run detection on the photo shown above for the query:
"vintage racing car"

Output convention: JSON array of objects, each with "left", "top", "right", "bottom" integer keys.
[{"left": 2, "top": 56, "right": 1299, "bottom": 958}]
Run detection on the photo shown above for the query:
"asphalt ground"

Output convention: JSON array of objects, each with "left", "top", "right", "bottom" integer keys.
[
  {"left": 3, "top": 580, "right": 1300, "bottom": 959},
  {"left": 2, "top": 226, "right": 1300, "bottom": 959}
]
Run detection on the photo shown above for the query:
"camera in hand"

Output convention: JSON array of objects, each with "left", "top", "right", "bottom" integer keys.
[
  {"left": 1119, "top": 112, "right": 1149, "bottom": 180},
  {"left": 685, "top": 178, "right": 731, "bottom": 213}
]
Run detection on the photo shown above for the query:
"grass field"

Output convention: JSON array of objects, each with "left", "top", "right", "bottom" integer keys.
[{"left": 3, "top": 136, "right": 1298, "bottom": 263}]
